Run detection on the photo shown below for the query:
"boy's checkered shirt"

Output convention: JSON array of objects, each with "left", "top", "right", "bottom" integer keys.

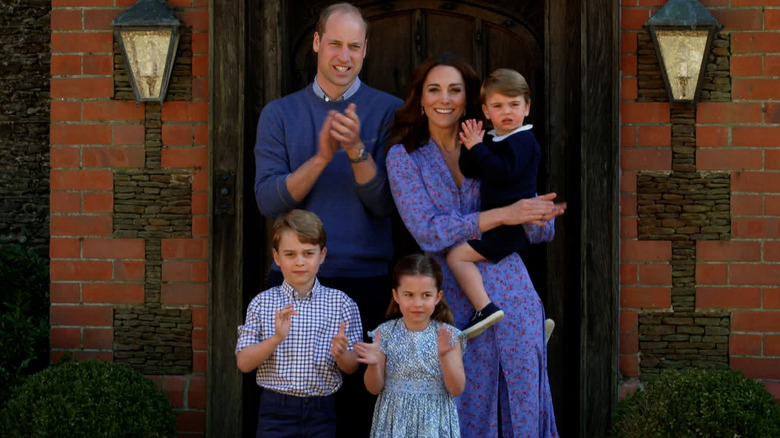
[{"left": 235, "top": 279, "right": 363, "bottom": 397}]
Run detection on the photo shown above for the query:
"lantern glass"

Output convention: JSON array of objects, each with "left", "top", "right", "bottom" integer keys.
[
  {"left": 654, "top": 29, "right": 710, "bottom": 102},
  {"left": 117, "top": 28, "right": 175, "bottom": 101}
]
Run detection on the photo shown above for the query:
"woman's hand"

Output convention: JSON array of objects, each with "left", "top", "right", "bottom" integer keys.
[{"left": 502, "top": 193, "right": 566, "bottom": 226}]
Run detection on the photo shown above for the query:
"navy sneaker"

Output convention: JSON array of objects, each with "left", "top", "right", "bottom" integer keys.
[{"left": 461, "top": 302, "right": 504, "bottom": 339}]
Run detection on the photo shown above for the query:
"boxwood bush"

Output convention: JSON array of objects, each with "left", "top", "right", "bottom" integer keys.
[
  {"left": 611, "top": 368, "right": 780, "bottom": 438},
  {"left": 0, "top": 244, "right": 49, "bottom": 404},
  {"left": 0, "top": 359, "right": 176, "bottom": 438}
]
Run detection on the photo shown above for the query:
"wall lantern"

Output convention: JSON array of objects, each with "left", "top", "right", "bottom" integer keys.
[
  {"left": 111, "top": 0, "right": 184, "bottom": 103},
  {"left": 644, "top": 0, "right": 722, "bottom": 106}
]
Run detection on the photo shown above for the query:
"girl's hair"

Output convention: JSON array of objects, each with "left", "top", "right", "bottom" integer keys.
[
  {"left": 387, "top": 53, "right": 482, "bottom": 154},
  {"left": 480, "top": 68, "right": 531, "bottom": 103},
  {"left": 385, "top": 254, "right": 454, "bottom": 325},
  {"left": 271, "top": 209, "right": 327, "bottom": 250}
]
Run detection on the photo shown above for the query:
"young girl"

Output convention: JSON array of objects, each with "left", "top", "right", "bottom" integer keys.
[{"left": 354, "top": 254, "right": 465, "bottom": 438}]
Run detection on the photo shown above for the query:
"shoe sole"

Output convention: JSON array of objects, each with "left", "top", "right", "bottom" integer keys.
[
  {"left": 462, "top": 310, "right": 505, "bottom": 339},
  {"left": 544, "top": 319, "right": 555, "bottom": 344}
]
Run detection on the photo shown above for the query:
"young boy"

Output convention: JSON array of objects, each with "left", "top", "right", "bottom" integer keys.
[
  {"left": 449, "top": 68, "right": 552, "bottom": 339},
  {"left": 235, "top": 209, "right": 363, "bottom": 437}
]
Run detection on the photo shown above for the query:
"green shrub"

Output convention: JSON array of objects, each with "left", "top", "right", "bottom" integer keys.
[
  {"left": 0, "top": 359, "right": 176, "bottom": 438},
  {"left": 0, "top": 245, "right": 49, "bottom": 404},
  {"left": 611, "top": 368, "right": 780, "bottom": 438}
]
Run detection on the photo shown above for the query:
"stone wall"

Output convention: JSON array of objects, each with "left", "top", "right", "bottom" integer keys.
[{"left": 0, "top": 0, "right": 50, "bottom": 255}]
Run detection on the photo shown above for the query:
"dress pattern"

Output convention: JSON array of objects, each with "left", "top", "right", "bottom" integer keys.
[
  {"left": 368, "top": 319, "right": 462, "bottom": 438},
  {"left": 386, "top": 140, "right": 559, "bottom": 438}
]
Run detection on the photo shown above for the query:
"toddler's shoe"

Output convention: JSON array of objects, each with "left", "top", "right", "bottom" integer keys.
[
  {"left": 544, "top": 318, "right": 555, "bottom": 344},
  {"left": 462, "top": 302, "right": 504, "bottom": 339}
]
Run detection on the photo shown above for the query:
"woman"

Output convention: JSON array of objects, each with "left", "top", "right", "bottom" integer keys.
[{"left": 385, "top": 54, "right": 563, "bottom": 437}]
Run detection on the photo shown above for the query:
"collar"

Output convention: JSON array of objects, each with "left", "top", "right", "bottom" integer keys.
[
  {"left": 280, "top": 278, "right": 320, "bottom": 301},
  {"left": 488, "top": 124, "right": 533, "bottom": 142},
  {"left": 312, "top": 76, "right": 361, "bottom": 102}
]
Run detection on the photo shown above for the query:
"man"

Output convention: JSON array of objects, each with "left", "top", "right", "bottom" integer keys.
[{"left": 254, "top": 3, "right": 402, "bottom": 436}]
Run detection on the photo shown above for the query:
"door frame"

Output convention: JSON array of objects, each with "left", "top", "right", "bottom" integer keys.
[{"left": 208, "top": 1, "right": 619, "bottom": 436}]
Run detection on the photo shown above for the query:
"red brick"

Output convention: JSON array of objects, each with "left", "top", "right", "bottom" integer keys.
[
  {"left": 621, "top": 8, "right": 650, "bottom": 30},
  {"left": 621, "top": 217, "right": 638, "bottom": 239},
  {"left": 114, "top": 125, "right": 146, "bottom": 145},
  {"left": 621, "top": 149, "right": 671, "bottom": 170},
  {"left": 765, "top": 150, "right": 780, "bottom": 170},
  {"left": 164, "top": 375, "right": 186, "bottom": 408},
  {"left": 732, "top": 172, "right": 780, "bottom": 193},
  {"left": 730, "top": 55, "right": 763, "bottom": 77},
  {"left": 83, "top": 100, "right": 144, "bottom": 121},
  {"left": 50, "top": 237, "right": 80, "bottom": 258},
  {"left": 766, "top": 289, "right": 780, "bottom": 309},
  {"left": 163, "top": 261, "right": 193, "bottom": 282},
  {"left": 162, "top": 101, "right": 209, "bottom": 122},
  {"left": 711, "top": 9, "right": 762, "bottom": 31},
  {"left": 82, "top": 327, "right": 113, "bottom": 349},
  {"left": 193, "top": 125, "right": 208, "bottom": 146},
  {"left": 697, "top": 240, "right": 761, "bottom": 262},
  {"left": 732, "top": 218, "right": 780, "bottom": 239},
  {"left": 162, "top": 125, "right": 193, "bottom": 146},
  {"left": 82, "top": 54, "right": 113, "bottom": 76},
  {"left": 621, "top": 54, "right": 637, "bottom": 76},
  {"left": 51, "top": 124, "right": 112, "bottom": 145},
  {"left": 51, "top": 101, "right": 82, "bottom": 122},
  {"left": 697, "top": 287, "right": 761, "bottom": 309},
  {"left": 191, "top": 33, "right": 209, "bottom": 54},
  {"left": 51, "top": 169, "right": 113, "bottom": 190},
  {"left": 768, "top": 56, "right": 780, "bottom": 77},
  {"left": 731, "top": 264, "right": 780, "bottom": 286},
  {"left": 768, "top": 195, "right": 780, "bottom": 215},
  {"left": 730, "top": 0, "right": 780, "bottom": 5},
  {"left": 188, "top": 375, "right": 206, "bottom": 409},
  {"left": 161, "top": 283, "right": 208, "bottom": 305},
  {"left": 83, "top": 283, "right": 144, "bottom": 304},
  {"left": 768, "top": 9, "right": 780, "bottom": 30},
  {"left": 732, "top": 310, "right": 780, "bottom": 332},
  {"left": 51, "top": 327, "right": 82, "bottom": 349},
  {"left": 618, "top": 381, "right": 641, "bottom": 400},
  {"left": 767, "top": 242, "right": 780, "bottom": 262},
  {"left": 620, "top": 286, "right": 671, "bottom": 309},
  {"left": 621, "top": 171, "right": 637, "bottom": 193},
  {"left": 621, "top": 125, "right": 637, "bottom": 147},
  {"left": 83, "top": 238, "right": 144, "bottom": 259},
  {"left": 50, "top": 304, "right": 113, "bottom": 326},
  {"left": 697, "top": 149, "right": 762, "bottom": 171},
  {"left": 732, "top": 194, "right": 763, "bottom": 216},
  {"left": 730, "top": 334, "right": 762, "bottom": 356},
  {"left": 192, "top": 55, "right": 208, "bottom": 76},
  {"left": 50, "top": 192, "right": 81, "bottom": 214},
  {"left": 620, "top": 309, "right": 638, "bottom": 332},
  {"left": 192, "top": 169, "right": 208, "bottom": 191},
  {"left": 192, "top": 216, "right": 208, "bottom": 237},
  {"left": 114, "top": 261, "right": 145, "bottom": 281},
  {"left": 621, "top": 102, "right": 670, "bottom": 123},
  {"left": 193, "top": 351, "right": 207, "bottom": 373},
  {"left": 621, "top": 78, "right": 638, "bottom": 100},
  {"left": 192, "top": 0, "right": 208, "bottom": 7},
  {"left": 192, "top": 328, "right": 207, "bottom": 350},
  {"left": 192, "top": 307, "right": 207, "bottom": 328},
  {"left": 51, "top": 260, "right": 112, "bottom": 281},
  {"left": 163, "top": 238, "right": 207, "bottom": 259},
  {"left": 162, "top": 147, "right": 208, "bottom": 168},
  {"left": 169, "top": 0, "right": 191, "bottom": 6},
  {"left": 637, "top": 126, "right": 670, "bottom": 147},
  {"left": 734, "top": 126, "right": 780, "bottom": 148},
  {"left": 51, "top": 9, "right": 82, "bottom": 31},
  {"left": 696, "top": 126, "right": 728, "bottom": 148},
  {"left": 83, "top": 8, "right": 120, "bottom": 30},
  {"left": 51, "top": 32, "right": 112, "bottom": 53},
  {"left": 83, "top": 146, "right": 144, "bottom": 168},
  {"left": 731, "top": 357, "right": 780, "bottom": 380},
  {"left": 51, "top": 351, "right": 113, "bottom": 362},
  {"left": 619, "top": 354, "right": 639, "bottom": 377},
  {"left": 733, "top": 78, "right": 780, "bottom": 100},
  {"left": 50, "top": 215, "right": 112, "bottom": 237},
  {"left": 765, "top": 335, "right": 780, "bottom": 356},
  {"left": 621, "top": 240, "right": 670, "bottom": 262},
  {"left": 51, "top": 78, "right": 113, "bottom": 98},
  {"left": 620, "top": 331, "right": 638, "bottom": 354},
  {"left": 638, "top": 263, "right": 671, "bottom": 285},
  {"left": 621, "top": 31, "right": 637, "bottom": 54},
  {"left": 190, "top": 261, "right": 207, "bottom": 282},
  {"left": 191, "top": 192, "right": 207, "bottom": 215},
  {"left": 181, "top": 8, "right": 209, "bottom": 31},
  {"left": 50, "top": 282, "right": 81, "bottom": 303},
  {"left": 697, "top": 103, "right": 763, "bottom": 124},
  {"left": 733, "top": 32, "right": 780, "bottom": 54},
  {"left": 50, "top": 146, "right": 83, "bottom": 168},
  {"left": 51, "top": 54, "right": 82, "bottom": 75},
  {"left": 83, "top": 192, "right": 113, "bottom": 213},
  {"left": 696, "top": 263, "right": 728, "bottom": 284},
  {"left": 192, "top": 78, "right": 208, "bottom": 99},
  {"left": 52, "top": 0, "right": 113, "bottom": 6},
  {"left": 176, "top": 411, "right": 206, "bottom": 433}
]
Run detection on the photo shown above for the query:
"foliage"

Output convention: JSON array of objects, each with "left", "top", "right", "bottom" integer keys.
[
  {"left": 0, "top": 359, "right": 177, "bottom": 438},
  {"left": 0, "top": 244, "right": 49, "bottom": 404},
  {"left": 611, "top": 368, "right": 780, "bottom": 438}
]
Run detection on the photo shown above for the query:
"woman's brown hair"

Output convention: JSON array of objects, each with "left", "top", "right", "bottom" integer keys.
[
  {"left": 387, "top": 53, "right": 482, "bottom": 154},
  {"left": 385, "top": 254, "right": 454, "bottom": 325}
]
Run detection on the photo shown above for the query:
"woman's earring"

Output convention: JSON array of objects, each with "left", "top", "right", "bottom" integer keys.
[{"left": 421, "top": 106, "right": 426, "bottom": 116}]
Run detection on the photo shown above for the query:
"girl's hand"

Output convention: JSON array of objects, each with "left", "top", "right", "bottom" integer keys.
[
  {"left": 330, "top": 322, "right": 349, "bottom": 359},
  {"left": 437, "top": 326, "right": 458, "bottom": 358},
  {"left": 354, "top": 332, "right": 384, "bottom": 365},
  {"left": 273, "top": 304, "right": 297, "bottom": 342},
  {"left": 458, "top": 119, "right": 484, "bottom": 150}
]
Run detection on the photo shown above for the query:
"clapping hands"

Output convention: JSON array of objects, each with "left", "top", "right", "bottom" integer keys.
[{"left": 354, "top": 332, "right": 384, "bottom": 365}]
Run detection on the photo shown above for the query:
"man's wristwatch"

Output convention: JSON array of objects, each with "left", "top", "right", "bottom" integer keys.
[{"left": 348, "top": 147, "right": 369, "bottom": 163}]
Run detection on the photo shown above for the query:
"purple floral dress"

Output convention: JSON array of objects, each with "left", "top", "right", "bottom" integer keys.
[{"left": 386, "top": 140, "right": 559, "bottom": 438}]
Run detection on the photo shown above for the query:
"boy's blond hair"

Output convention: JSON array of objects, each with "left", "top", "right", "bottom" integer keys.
[
  {"left": 271, "top": 209, "right": 327, "bottom": 250},
  {"left": 480, "top": 68, "right": 531, "bottom": 103}
]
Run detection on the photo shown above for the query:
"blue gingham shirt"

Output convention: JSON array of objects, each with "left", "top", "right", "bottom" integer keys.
[{"left": 235, "top": 279, "right": 363, "bottom": 396}]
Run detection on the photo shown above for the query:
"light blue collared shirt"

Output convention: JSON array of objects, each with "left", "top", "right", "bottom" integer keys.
[{"left": 312, "top": 75, "right": 362, "bottom": 102}]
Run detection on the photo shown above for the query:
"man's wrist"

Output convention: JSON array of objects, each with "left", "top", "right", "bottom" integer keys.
[{"left": 347, "top": 146, "right": 369, "bottom": 163}]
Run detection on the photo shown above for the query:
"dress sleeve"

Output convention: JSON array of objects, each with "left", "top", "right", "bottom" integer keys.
[
  {"left": 386, "top": 145, "right": 481, "bottom": 253},
  {"left": 523, "top": 218, "right": 556, "bottom": 244}
]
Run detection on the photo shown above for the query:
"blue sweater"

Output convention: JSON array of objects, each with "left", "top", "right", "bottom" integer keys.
[{"left": 254, "top": 84, "right": 403, "bottom": 277}]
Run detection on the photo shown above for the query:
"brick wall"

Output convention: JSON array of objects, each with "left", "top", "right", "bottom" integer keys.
[
  {"left": 620, "top": 0, "right": 780, "bottom": 403},
  {"left": 49, "top": 0, "right": 209, "bottom": 434}
]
